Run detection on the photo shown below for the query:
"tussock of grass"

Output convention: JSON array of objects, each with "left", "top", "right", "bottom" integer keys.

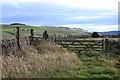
[{"left": 2, "top": 41, "right": 82, "bottom": 78}]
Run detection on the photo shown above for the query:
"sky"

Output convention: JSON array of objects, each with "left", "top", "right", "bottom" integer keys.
[{"left": 1, "top": 0, "right": 119, "bottom": 32}]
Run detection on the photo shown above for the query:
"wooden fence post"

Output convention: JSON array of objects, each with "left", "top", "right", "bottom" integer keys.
[
  {"left": 54, "top": 34, "right": 56, "bottom": 42},
  {"left": 103, "top": 39, "right": 109, "bottom": 53},
  {"left": 30, "top": 29, "right": 34, "bottom": 44},
  {"left": 16, "top": 27, "right": 20, "bottom": 49},
  {"left": 43, "top": 30, "right": 48, "bottom": 40},
  {"left": 58, "top": 35, "right": 60, "bottom": 40}
]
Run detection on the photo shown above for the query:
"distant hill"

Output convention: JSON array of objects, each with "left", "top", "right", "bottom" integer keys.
[
  {"left": 99, "top": 31, "right": 120, "bottom": 36},
  {"left": 10, "top": 23, "right": 26, "bottom": 26}
]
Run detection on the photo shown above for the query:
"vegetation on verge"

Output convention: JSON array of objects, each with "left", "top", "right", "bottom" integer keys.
[{"left": 2, "top": 41, "right": 120, "bottom": 78}]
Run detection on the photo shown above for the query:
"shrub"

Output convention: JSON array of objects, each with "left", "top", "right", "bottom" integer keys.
[{"left": 91, "top": 32, "right": 100, "bottom": 38}]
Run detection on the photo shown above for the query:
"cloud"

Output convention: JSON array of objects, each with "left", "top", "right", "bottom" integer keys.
[
  {"left": 1, "top": 0, "right": 119, "bottom": 10},
  {"left": 1, "top": 0, "right": 118, "bottom": 31},
  {"left": 58, "top": 24, "right": 118, "bottom": 32},
  {"left": 2, "top": 2, "right": 117, "bottom": 24},
  {"left": 71, "top": 15, "right": 107, "bottom": 20}
]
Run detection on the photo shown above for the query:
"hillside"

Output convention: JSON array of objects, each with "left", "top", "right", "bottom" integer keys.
[
  {"left": 1, "top": 24, "right": 89, "bottom": 39},
  {"left": 99, "top": 31, "right": 120, "bottom": 36}
]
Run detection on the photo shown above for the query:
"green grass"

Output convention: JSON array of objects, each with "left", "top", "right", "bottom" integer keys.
[
  {"left": 74, "top": 51, "right": 120, "bottom": 78},
  {"left": 2, "top": 24, "right": 88, "bottom": 39}
]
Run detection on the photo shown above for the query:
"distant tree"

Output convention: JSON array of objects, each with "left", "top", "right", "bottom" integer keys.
[{"left": 91, "top": 32, "right": 100, "bottom": 38}]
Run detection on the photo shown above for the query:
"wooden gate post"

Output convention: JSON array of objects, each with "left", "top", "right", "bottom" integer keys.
[
  {"left": 30, "top": 29, "right": 34, "bottom": 44},
  {"left": 16, "top": 27, "right": 20, "bottom": 49},
  {"left": 103, "top": 39, "right": 109, "bottom": 53}
]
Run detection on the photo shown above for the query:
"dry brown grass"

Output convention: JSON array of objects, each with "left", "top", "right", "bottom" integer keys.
[
  {"left": 2, "top": 32, "right": 14, "bottom": 40},
  {"left": 2, "top": 41, "right": 82, "bottom": 78}
]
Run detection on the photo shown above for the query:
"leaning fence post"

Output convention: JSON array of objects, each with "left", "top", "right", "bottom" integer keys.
[
  {"left": 16, "top": 27, "right": 20, "bottom": 49},
  {"left": 103, "top": 39, "right": 108, "bottom": 53},
  {"left": 30, "top": 29, "right": 34, "bottom": 44}
]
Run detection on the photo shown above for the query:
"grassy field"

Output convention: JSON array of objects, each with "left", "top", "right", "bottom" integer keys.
[
  {"left": 1, "top": 24, "right": 120, "bottom": 79},
  {"left": 1, "top": 24, "right": 88, "bottom": 40}
]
